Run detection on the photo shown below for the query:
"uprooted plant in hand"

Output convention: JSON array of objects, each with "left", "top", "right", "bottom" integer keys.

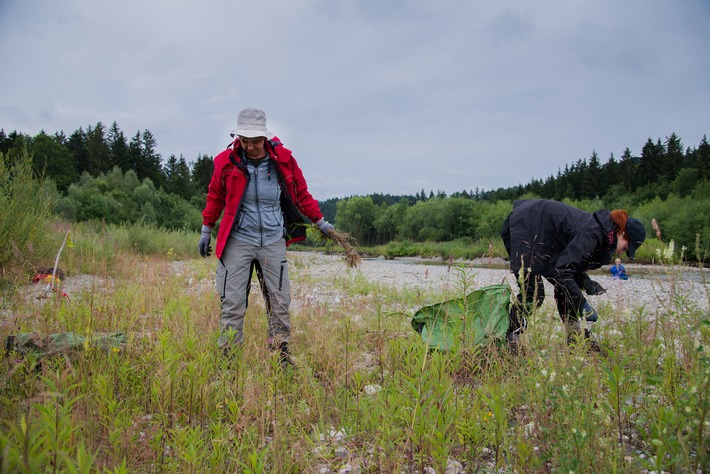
[{"left": 327, "top": 229, "right": 362, "bottom": 268}]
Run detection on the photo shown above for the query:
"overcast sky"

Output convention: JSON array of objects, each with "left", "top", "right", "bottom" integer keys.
[{"left": 1, "top": 1, "right": 708, "bottom": 199}]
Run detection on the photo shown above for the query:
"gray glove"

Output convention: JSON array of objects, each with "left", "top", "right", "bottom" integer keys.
[
  {"left": 581, "top": 301, "right": 598, "bottom": 322},
  {"left": 583, "top": 278, "right": 606, "bottom": 295},
  {"left": 198, "top": 225, "right": 212, "bottom": 258},
  {"left": 316, "top": 218, "right": 334, "bottom": 237}
]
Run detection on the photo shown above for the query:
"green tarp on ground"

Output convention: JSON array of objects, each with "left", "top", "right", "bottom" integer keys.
[
  {"left": 411, "top": 284, "right": 511, "bottom": 351},
  {"left": 5, "top": 331, "right": 126, "bottom": 357}
]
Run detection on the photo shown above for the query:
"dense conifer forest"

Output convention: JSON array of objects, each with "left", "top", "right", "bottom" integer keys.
[{"left": 1, "top": 125, "right": 708, "bottom": 259}]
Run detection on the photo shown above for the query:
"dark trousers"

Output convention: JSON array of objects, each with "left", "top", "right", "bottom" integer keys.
[
  {"left": 508, "top": 269, "right": 545, "bottom": 334},
  {"left": 509, "top": 270, "right": 580, "bottom": 334}
]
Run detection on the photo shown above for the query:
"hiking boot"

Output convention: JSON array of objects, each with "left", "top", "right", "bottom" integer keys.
[
  {"left": 280, "top": 343, "right": 295, "bottom": 369},
  {"left": 270, "top": 341, "right": 295, "bottom": 370},
  {"left": 565, "top": 320, "right": 583, "bottom": 346},
  {"left": 221, "top": 345, "right": 243, "bottom": 362},
  {"left": 566, "top": 328, "right": 601, "bottom": 353},
  {"left": 584, "top": 329, "right": 601, "bottom": 353}
]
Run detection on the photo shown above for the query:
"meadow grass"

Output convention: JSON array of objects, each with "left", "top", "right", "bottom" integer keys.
[{"left": 0, "top": 228, "right": 708, "bottom": 473}]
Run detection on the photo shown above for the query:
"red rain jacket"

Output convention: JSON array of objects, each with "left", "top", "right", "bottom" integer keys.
[{"left": 201, "top": 136, "right": 323, "bottom": 259}]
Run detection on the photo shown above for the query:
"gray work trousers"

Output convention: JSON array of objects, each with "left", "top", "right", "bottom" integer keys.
[{"left": 215, "top": 238, "right": 291, "bottom": 348}]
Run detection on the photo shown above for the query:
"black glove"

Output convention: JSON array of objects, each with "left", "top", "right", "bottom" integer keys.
[
  {"left": 581, "top": 301, "right": 598, "bottom": 322},
  {"left": 583, "top": 278, "right": 606, "bottom": 295},
  {"left": 198, "top": 225, "right": 212, "bottom": 258}
]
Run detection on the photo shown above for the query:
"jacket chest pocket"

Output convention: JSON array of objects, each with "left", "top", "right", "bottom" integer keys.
[
  {"left": 221, "top": 168, "right": 247, "bottom": 189},
  {"left": 282, "top": 174, "right": 298, "bottom": 197}
]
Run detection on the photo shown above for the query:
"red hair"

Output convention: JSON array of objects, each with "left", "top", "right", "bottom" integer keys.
[{"left": 610, "top": 210, "right": 629, "bottom": 236}]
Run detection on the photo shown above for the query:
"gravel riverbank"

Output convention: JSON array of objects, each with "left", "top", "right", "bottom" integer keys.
[
  {"left": 16, "top": 252, "right": 709, "bottom": 324},
  {"left": 289, "top": 252, "right": 710, "bottom": 317}
]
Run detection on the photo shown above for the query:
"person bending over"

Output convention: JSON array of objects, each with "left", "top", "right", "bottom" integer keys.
[{"left": 501, "top": 199, "right": 646, "bottom": 352}]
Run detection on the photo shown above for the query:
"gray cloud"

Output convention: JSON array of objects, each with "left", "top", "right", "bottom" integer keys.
[{"left": 2, "top": 0, "right": 709, "bottom": 199}]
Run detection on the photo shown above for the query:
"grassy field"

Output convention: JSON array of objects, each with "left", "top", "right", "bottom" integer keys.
[{"left": 0, "top": 227, "right": 708, "bottom": 473}]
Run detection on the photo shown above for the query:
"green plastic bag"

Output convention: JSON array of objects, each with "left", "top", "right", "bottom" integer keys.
[{"left": 411, "top": 284, "right": 511, "bottom": 351}]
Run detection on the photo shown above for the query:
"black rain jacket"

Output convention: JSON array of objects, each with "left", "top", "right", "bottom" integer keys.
[{"left": 501, "top": 199, "right": 616, "bottom": 311}]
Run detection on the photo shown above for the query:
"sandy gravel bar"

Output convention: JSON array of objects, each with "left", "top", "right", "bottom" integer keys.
[{"left": 288, "top": 251, "right": 710, "bottom": 319}]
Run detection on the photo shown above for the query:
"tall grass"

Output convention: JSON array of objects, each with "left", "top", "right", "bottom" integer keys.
[
  {"left": 61, "top": 221, "right": 198, "bottom": 276},
  {"left": 0, "top": 231, "right": 708, "bottom": 472},
  {"left": 1, "top": 151, "right": 198, "bottom": 288},
  {"left": 0, "top": 152, "right": 57, "bottom": 282}
]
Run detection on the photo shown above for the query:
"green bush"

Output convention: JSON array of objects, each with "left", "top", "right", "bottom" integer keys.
[
  {"left": 374, "top": 238, "right": 507, "bottom": 261},
  {"left": 636, "top": 194, "right": 710, "bottom": 262},
  {"left": 382, "top": 240, "right": 418, "bottom": 258},
  {"left": 0, "top": 152, "right": 59, "bottom": 280},
  {"left": 54, "top": 167, "right": 202, "bottom": 231}
]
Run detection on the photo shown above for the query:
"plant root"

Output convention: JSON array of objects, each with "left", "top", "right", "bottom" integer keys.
[{"left": 328, "top": 229, "right": 362, "bottom": 268}]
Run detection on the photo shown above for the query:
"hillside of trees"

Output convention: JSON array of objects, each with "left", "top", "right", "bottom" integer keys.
[
  {"left": 2, "top": 124, "right": 709, "bottom": 260},
  {"left": 323, "top": 133, "right": 710, "bottom": 260}
]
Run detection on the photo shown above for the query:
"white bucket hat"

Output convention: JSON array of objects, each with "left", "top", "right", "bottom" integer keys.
[{"left": 230, "top": 108, "right": 273, "bottom": 139}]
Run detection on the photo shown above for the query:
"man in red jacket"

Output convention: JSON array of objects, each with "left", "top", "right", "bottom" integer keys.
[{"left": 198, "top": 108, "right": 334, "bottom": 367}]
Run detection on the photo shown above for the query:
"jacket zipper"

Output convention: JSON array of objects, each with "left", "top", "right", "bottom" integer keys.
[{"left": 253, "top": 163, "right": 264, "bottom": 246}]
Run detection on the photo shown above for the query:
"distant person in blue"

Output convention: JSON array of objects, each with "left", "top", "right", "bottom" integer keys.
[{"left": 610, "top": 258, "right": 628, "bottom": 280}]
